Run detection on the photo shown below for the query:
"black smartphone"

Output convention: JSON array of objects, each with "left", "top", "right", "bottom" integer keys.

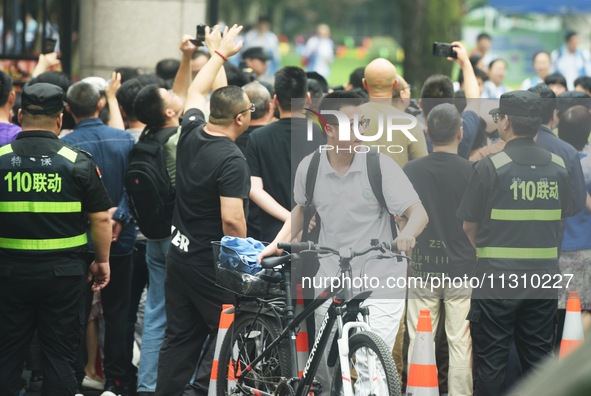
[
  {"left": 432, "top": 42, "right": 457, "bottom": 59},
  {"left": 42, "top": 38, "right": 57, "bottom": 54},
  {"left": 190, "top": 24, "right": 207, "bottom": 47}
]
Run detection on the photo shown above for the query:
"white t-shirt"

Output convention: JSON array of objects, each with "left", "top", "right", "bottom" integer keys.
[{"left": 294, "top": 151, "right": 420, "bottom": 292}]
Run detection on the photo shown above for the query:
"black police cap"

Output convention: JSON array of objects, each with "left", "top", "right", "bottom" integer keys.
[
  {"left": 22, "top": 83, "right": 65, "bottom": 115},
  {"left": 489, "top": 90, "right": 542, "bottom": 118},
  {"left": 242, "top": 47, "right": 269, "bottom": 61}
]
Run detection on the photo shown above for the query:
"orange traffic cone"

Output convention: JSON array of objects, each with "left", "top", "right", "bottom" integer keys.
[
  {"left": 295, "top": 284, "right": 310, "bottom": 377},
  {"left": 406, "top": 309, "right": 438, "bottom": 396},
  {"left": 208, "top": 304, "right": 235, "bottom": 396},
  {"left": 560, "top": 291, "right": 584, "bottom": 358}
]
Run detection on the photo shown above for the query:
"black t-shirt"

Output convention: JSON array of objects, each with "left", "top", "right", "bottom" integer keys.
[
  {"left": 236, "top": 125, "right": 262, "bottom": 240},
  {"left": 403, "top": 152, "right": 476, "bottom": 277},
  {"left": 168, "top": 109, "right": 251, "bottom": 265},
  {"left": 245, "top": 118, "right": 323, "bottom": 242}
]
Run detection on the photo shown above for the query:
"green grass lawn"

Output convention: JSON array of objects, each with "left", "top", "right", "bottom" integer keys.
[{"left": 281, "top": 50, "right": 369, "bottom": 87}]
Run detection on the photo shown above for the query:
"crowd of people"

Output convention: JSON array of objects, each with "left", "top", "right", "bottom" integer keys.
[{"left": 0, "top": 20, "right": 590, "bottom": 396}]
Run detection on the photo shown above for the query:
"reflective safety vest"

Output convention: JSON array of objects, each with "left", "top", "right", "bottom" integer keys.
[
  {"left": 478, "top": 150, "right": 568, "bottom": 269},
  {"left": 0, "top": 143, "right": 87, "bottom": 258}
]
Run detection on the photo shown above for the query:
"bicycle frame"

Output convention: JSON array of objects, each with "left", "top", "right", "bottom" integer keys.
[{"left": 232, "top": 261, "right": 373, "bottom": 396}]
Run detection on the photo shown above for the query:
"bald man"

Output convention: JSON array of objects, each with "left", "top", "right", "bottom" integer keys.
[{"left": 360, "top": 58, "right": 428, "bottom": 168}]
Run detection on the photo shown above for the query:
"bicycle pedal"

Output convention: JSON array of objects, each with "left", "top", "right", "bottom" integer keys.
[{"left": 309, "top": 380, "right": 323, "bottom": 394}]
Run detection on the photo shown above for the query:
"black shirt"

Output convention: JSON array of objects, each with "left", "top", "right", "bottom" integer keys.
[
  {"left": 404, "top": 152, "right": 476, "bottom": 277},
  {"left": 245, "top": 118, "right": 324, "bottom": 242},
  {"left": 236, "top": 125, "right": 263, "bottom": 240},
  {"left": 168, "top": 109, "right": 251, "bottom": 265}
]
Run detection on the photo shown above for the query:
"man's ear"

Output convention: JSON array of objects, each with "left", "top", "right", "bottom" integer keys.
[
  {"left": 165, "top": 107, "right": 176, "bottom": 119},
  {"left": 266, "top": 101, "right": 273, "bottom": 116},
  {"left": 305, "top": 92, "right": 311, "bottom": 107},
  {"left": 96, "top": 99, "right": 104, "bottom": 113},
  {"left": 56, "top": 113, "right": 63, "bottom": 132},
  {"left": 392, "top": 79, "right": 399, "bottom": 91},
  {"left": 17, "top": 108, "right": 23, "bottom": 125},
  {"left": 65, "top": 104, "right": 72, "bottom": 114},
  {"left": 362, "top": 78, "right": 368, "bottom": 91},
  {"left": 425, "top": 124, "right": 430, "bottom": 140},
  {"left": 325, "top": 124, "right": 336, "bottom": 138},
  {"left": 458, "top": 125, "right": 464, "bottom": 141},
  {"left": 8, "top": 90, "right": 16, "bottom": 106},
  {"left": 273, "top": 94, "right": 279, "bottom": 109}
]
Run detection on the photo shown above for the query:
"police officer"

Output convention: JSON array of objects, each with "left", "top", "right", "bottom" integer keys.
[
  {"left": 0, "top": 83, "right": 113, "bottom": 396},
  {"left": 457, "top": 90, "right": 574, "bottom": 396}
]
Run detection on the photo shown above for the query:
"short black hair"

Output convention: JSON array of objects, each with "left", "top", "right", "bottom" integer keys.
[
  {"left": 420, "top": 74, "right": 454, "bottom": 119},
  {"left": 0, "top": 70, "right": 13, "bottom": 106},
  {"left": 117, "top": 78, "right": 144, "bottom": 120},
  {"left": 469, "top": 55, "right": 482, "bottom": 69},
  {"left": 134, "top": 84, "right": 166, "bottom": 128},
  {"left": 508, "top": 114, "right": 541, "bottom": 137},
  {"left": 457, "top": 67, "right": 488, "bottom": 85},
  {"left": 115, "top": 67, "right": 140, "bottom": 83},
  {"left": 532, "top": 51, "right": 550, "bottom": 63},
  {"left": 545, "top": 73, "right": 567, "bottom": 88},
  {"left": 66, "top": 82, "right": 100, "bottom": 119},
  {"left": 528, "top": 84, "right": 556, "bottom": 124},
  {"left": 477, "top": 33, "right": 492, "bottom": 42},
  {"left": 453, "top": 89, "right": 467, "bottom": 114},
  {"left": 559, "top": 105, "right": 591, "bottom": 151},
  {"left": 224, "top": 62, "right": 251, "bottom": 87},
  {"left": 488, "top": 58, "right": 505, "bottom": 70},
  {"left": 557, "top": 91, "right": 591, "bottom": 117},
  {"left": 427, "top": 103, "right": 461, "bottom": 145},
  {"left": 348, "top": 67, "right": 365, "bottom": 90},
  {"left": 156, "top": 58, "right": 180, "bottom": 81},
  {"left": 574, "top": 76, "right": 591, "bottom": 92},
  {"left": 318, "top": 90, "right": 363, "bottom": 125},
  {"left": 209, "top": 85, "right": 248, "bottom": 121},
  {"left": 565, "top": 31, "right": 578, "bottom": 42},
  {"left": 274, "top": 66, "right": 308, "bottom": 111},
  {"left": 137, "top": 74, "right": 168, "bottom": 89}
]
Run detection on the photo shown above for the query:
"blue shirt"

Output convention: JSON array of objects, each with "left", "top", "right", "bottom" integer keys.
[
  {"left": 562, "top": 148, "right": 591, "bottom": 251},
  {"left": 62, "top": 118, "right": 136, "bottom": 256},
  {"left": 535, "top": 126, "right": 586, "bottom": 215}
]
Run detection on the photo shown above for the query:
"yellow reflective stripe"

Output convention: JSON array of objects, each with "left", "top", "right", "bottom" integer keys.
[
  {"left": 550, "top": 153, "right": 566, "bottom": 169},
  {"left": 477, "top": 247, "right": 557, "bottom": 259},
  {"left": 0, "top": 201, "right": 81, "bottom": 213},
  {"left": 490, "top": 152, "right": 511, "bottom": 169},
  {"left": 0, "top": 233, "right": 87, "bottom": 250},
  {"left": 491, "top": 209, "right": 562, "bottom": 221},
  {"left": 0, "top": 144, "right": 13, "bottom": 157},
  {"left": 57, "top": 146, "right": 78, "bottom": 163}
]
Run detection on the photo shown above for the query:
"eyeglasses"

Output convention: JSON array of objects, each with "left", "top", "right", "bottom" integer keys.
[
  {"left": 351, "top": 117, "right": 370, "bottom": 130},
  {"left": 233, "top": 103, "right": 256, "bottom": 119},
  {"left": 491, "top": 112, "right": 505, "bottom": 123},
  {"left": 401, "top": 85, "right": 414, "bottom": 92}
]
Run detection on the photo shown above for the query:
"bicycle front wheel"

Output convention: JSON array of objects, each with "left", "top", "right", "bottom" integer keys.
[
  {"left": 330, "top": 331, "right": 401, "bottom": 396},
  {"left": 216, "top": 313, "right": 292, "bottom": 396}
]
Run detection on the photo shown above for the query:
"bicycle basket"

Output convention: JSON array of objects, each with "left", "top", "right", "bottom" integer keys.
[{"left": 212, "top": 241, "right": 285, "bottom": 297}]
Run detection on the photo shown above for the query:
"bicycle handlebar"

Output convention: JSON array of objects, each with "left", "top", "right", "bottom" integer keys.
[{"left": 278, "top": 240, "right": 399, "bottom": 258}]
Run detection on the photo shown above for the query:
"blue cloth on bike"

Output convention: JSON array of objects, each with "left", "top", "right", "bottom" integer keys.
[{"left": 219, "top": 236, "right": 265, "bottom": 275}]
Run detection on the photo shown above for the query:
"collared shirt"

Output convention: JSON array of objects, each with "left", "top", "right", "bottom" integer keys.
[
  {"left": 536, "top": 125, "right": 586, "bottom": 214},
  {"left": 62, "top": 118, "right": 136, "bottom": 256},
  {"left": 294, "top": 151, "right": 420, "bottom": 282}
]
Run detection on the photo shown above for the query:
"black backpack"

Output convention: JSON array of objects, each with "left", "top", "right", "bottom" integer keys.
[
  {"left": 125, "top": 126, "right": 179, "bottom": 239},
  {"left": 301, "top": 149, "right": 399, "bottom": 243}
]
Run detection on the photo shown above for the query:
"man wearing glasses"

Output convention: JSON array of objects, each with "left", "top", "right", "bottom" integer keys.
[
  {"left": 458, "top": 90, "right": 573, "bottom": 395},
  {"left": 155, "top": 25, "right": 248, "bottom": 396}
]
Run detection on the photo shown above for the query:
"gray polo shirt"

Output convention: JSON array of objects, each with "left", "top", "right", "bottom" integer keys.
[{"left": 294, "top": 151, "right": 420, "bottom": 288}]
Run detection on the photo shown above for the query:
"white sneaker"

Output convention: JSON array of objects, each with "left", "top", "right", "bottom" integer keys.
[
  {"left": 82, "top": 375, "right": 105, "bottom": 390},
  {"left": 100, "top": 391, "right": 120, "bottom": 396}
]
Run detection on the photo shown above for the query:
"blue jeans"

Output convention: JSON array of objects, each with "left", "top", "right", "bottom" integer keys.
[{"left": 137, "top": 238, "right": 169, "bottom": 392}]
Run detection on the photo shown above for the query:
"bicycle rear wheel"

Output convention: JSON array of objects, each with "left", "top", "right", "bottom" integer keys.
[
  {"left": 330, "top": 331, "right": 401, "bottom": 396},
  {"left": 216, "top": 313, "right": 292, "bottom": 396}
]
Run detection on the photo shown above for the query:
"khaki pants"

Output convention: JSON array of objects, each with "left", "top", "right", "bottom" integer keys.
[{"left": 407, "top": 279, "right": 473, "bottom": 396}]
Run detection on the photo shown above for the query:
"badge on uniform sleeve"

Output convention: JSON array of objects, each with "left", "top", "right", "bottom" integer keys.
[{"left": 96, "top": 166, "right": 102, "bottom": 178}]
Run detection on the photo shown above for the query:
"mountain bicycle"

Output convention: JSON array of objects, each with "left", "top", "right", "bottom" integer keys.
[{"left": 214, "top": 239, "right": 406, "bottom": 396}]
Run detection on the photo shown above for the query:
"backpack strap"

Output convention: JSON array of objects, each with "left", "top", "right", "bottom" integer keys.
[
  {"left": 302, "top": 150, "right": 322, "bottom": 242},
  {"left": 366, "top": 150, "right": 399, "bottom": 243},
  {"left": 140, "top": 126, "right": 179, "bottom": 144}
]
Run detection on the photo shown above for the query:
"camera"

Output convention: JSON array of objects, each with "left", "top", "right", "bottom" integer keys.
[
  {"left": 190, "top": 24, "right": 207, "bottom": 47},
  {"left": 432, "top": 42, "right": 457, "bottom": 59}
]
